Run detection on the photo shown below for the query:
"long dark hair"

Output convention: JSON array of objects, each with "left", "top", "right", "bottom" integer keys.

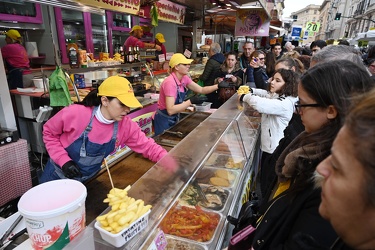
[
  {"left": 78, "top": 89, "right": 115, "bottom": 107},
  {"left": 288, "top": 60, "right": 375, "bottom": 195}
]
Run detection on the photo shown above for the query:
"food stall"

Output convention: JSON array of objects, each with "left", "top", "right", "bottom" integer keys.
[{"left": 62, "top": 95, "right": 261, "bottom": 250}]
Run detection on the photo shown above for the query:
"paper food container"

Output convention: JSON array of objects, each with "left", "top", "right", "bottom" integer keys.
[{"left": 95, "top": 210, "right": 150, "bottom": 247}]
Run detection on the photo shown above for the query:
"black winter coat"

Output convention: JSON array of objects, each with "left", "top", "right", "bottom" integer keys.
[
  {"left": 252, "top": 182, "right": 337, "bottom": 250},
  {"left": 199, "top": 53, "right": 225, "bottom": 108},
  {"left": 199, "top": 53, "right": 225, "bottom": 86},
  {"left": 253, "top": 67, "right": 269, "bottom": 90},
  {"left": 260, "top": 113, "right": 305, "bottom": 198}
]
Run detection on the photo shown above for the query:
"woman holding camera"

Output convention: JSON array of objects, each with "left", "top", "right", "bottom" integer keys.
[{"left": 214, "top": 51, "right": 243, "bottom": 106}]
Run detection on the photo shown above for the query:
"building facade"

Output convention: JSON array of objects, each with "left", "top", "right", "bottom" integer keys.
[{"left": 287, "top": 4, "right": 321, "bottom": 44}]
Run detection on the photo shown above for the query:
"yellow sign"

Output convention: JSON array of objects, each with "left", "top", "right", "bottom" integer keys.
[
  {"left": 76, "top": 0, "right": 140, "bottom": 15},
  {"left": 155, "top": 0, "right": 186, "bottom": 25},
  {"left": 305, "top": 21, "right": 321, "bottom": 37}
]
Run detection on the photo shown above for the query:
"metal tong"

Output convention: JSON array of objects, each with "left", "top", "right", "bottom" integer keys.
[
  {"left": 192, "top": 180, "right": 209, "bottom": 204},
  {"left": 163, "top": 130, "right": 185, "bottom": 138},
  {"left": 0, "top": 215, "right": 23, "bottom": 248}
]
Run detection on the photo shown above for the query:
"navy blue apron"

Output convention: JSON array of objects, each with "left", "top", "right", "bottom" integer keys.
[
  {"left": 5, "top": 59, "right": 24, "bottom": 90},
  {"left": 154, "top": 76, "right": 186, "bottom": 136},
  {"left": 39, "top": 106, "right": 118, "bottom": 183}
]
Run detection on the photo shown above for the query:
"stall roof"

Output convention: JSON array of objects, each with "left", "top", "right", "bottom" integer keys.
[{"left": 26, "top": 0, "right": 105, "bottom": 14}]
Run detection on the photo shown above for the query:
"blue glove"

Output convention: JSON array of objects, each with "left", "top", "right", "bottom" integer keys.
[{"left": 62, "top": 161, "right": 82, "bottom": 179}]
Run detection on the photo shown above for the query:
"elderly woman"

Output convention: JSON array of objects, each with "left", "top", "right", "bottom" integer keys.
[
  {"left": 315, "top": 88, "right": 375, "bottom": 249},
  {"left": 153, "top": 53, "right": 220, "bottom": 136},
  {"left": 249, "top": 60, "right": 375, "bottom": 250}
]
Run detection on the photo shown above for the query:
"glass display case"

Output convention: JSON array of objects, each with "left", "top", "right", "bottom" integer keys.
[
  {"left": 55, "top": 8, "right": 109, "bottom": 64},
  {"left": 0, "top": 0, "right": 42, "bottom": 24},
  {"left": 106, "top": 11, "right": 132, "bottom": 56},
  {"left": 91, "top": 13, "right": 108, "bottom": 59},
  {"left": 64, "top": 95, "right": 261, "bottom": 250},
  {"left": 55, "top": 8, "right": 86, "bottom": 64},
  {"left": 147, "top": 63, "right": 206, "bottom": 91}
]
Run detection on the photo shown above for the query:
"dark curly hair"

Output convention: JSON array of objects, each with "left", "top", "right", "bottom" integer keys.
[{"left": 272, "top": 68, "right": 299, "bottom": 97}]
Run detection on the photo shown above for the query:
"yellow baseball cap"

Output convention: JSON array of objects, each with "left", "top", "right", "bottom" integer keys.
[
  {"left": 169, "top": 53, "right": 193, "bottom": 68},
  {"left": 98, "top": 76, "right": 142, "bottom": 108},
  {"left": 155, "top": 33, "right": 166, "bottom": 43},
  {"left": 129, "top": 25, "right": 143, "bottom": 34},
  {"left": 6, "top": 29, "right": 22, "bottom": 41}
]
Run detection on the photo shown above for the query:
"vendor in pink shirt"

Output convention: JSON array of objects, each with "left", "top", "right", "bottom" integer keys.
[
  {"left": 40, "top": 76, "right": 168, "bottom": 183},
  {"left": 153, "top": 53, "right": 220, "bottom": 136},
  {"left": 1, "top": 29, "right": 33, "bottom": 89},
  {"left": 124, "top": 25, "right": 161, "bottom": 52}
]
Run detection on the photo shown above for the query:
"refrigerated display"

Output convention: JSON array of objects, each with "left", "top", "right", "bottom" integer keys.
[{"left": 64, "top": 95, "right": 261, "bottom": 250}]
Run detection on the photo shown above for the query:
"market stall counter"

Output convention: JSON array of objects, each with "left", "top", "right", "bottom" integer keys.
[{"left": 64, "top": 95, "right": 261, "bottom": 250}]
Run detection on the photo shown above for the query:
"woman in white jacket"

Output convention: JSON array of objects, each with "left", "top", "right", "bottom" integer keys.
[{"left": 239, "top": 68, "right": 299, "bottom": 167}]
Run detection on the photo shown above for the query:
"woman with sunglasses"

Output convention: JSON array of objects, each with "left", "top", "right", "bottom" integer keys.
[
  {"left": 246, "top": 50, "right": 268, "bottom": 89},
  {"left": 153, "top": 53, "right": 219, "bottom": 136},
  {"left": 249, "top": 60, "right": 374, "bottom": 250}
]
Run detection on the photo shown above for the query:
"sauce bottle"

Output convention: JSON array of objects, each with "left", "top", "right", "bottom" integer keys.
[{"left": 67, "top": 40, "right": 79, "bottom": 68}]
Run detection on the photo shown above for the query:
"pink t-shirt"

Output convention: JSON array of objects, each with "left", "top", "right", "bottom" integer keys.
[
  {"left": 124, "top": 36, "right": 145, "bottom": 51},
  {"left": 1, "top": 43, "right": 31, "bottom": 74},
  {"left": 158, "top": 72, "right": 192, "bottom": 110},
  {"left": 43, "top": 105, "right": 167, "bottom": 167}
]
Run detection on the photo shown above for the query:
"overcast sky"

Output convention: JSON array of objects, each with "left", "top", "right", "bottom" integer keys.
[{"left": 282, "top": 0, "right": 324, "bottom": 18}]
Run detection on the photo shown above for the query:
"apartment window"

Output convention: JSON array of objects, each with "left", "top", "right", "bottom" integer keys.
[{"left": 314, "top": 10, "right": 317, "bottom": 14}]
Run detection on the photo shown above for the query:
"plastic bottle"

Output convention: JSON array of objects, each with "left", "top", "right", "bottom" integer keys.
[{"left": 67, "top": 40, "right": 79, "bottom": 68}]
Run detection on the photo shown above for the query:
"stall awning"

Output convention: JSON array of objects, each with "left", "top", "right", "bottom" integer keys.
[
  {"left": 355, "top": 32, "right": 367, "bottom": 41},
  {"left": 270, "top": 25, "right": 286, "bottom": 36}
]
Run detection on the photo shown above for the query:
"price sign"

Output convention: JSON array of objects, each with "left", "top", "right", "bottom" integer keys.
[{"left": 305, "top": 22, "right": 321, "bottom": 36}]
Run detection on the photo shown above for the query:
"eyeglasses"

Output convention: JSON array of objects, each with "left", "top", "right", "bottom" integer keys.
[
  {"left": 295, "top": 101, "right": 321, "bottom": 113},
  {"left": 258, "top": 58, "right": 265, "bottom": 61}
]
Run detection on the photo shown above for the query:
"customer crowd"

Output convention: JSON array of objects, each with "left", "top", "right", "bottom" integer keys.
[{"left": 219, "top": 41, "right": 375, "bottom": 250}]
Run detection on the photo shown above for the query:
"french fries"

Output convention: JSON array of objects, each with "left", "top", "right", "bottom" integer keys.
[
  {"left": 237, "top": 85, "right": 250, "bottom": 95},
  {"left": 96, "top": 185, "right": 152, "bottom": 234}
]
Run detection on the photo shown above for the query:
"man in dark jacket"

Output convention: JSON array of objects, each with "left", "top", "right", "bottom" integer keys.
[
  {"left": 239, "top": 41, "right": 255, "bottom": 70},
  {"left": 199, "top": 42, "right": 225, "bottom": 108}
]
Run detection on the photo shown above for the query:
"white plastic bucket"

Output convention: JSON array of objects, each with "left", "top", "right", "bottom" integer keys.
[{"left": 18, "top": 179, "right": 87, "bottom": 250}]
